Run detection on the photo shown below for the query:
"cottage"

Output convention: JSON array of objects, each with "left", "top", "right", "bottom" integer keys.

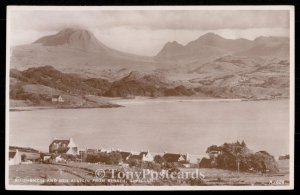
[
  {"left": 49, "top": 138, "right": 79, "bottom": 155},
  {"left": 52, "top": 95, "right": 64, "bottom": 103},
  {"left": 163, "top": 153, "right": 189, "bottom": 163},
  {"left": 9, "top": 146, "right": 41, "bottom": 165},
  {"left": 140, "top": 151, "right": 154, "bottom": 162},
  {"left": 128, "top": 151, "right": 154, "bottom": 162},
  {"left": 120, "top": 151, "right": 131, "bottom": 162},
  {"left": 9, "top": 149, "right": 22, "bottom": 165}
]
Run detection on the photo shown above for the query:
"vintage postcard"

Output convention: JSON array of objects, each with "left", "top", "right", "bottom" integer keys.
[{"left": 5, "top": 6, "right": 294, "bottom": 190}]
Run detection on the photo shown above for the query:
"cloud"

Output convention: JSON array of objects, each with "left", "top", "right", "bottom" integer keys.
[{"left": 10, "top": 10, "right": 289, "bottom": 31}]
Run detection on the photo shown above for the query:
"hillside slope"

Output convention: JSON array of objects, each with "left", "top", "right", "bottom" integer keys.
[{"left": 10, "top": 66, "right": 195, "bottom": 107}]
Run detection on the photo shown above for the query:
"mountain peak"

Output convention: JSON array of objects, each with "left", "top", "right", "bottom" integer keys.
[
  {"left": 155, "top": 41, "right": 183, "bottom": 57},
  {"left": 166, "top": 41, "right": 182, "bottom": 46},
  {"left": 198, "top": 32, "right": 224, "bottom": 41},
  {"left": 56, "top": 28, "right": 94, "bottom": 37},
  {"left": 33, "top": 28, "right": 108, "bottom": 51},
  {"left": 185, "top": 32, "right": 226, "bottom": 48}
]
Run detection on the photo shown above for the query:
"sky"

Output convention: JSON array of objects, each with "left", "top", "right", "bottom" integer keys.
[{"left": 9, "top": 9, "right": 290, "bottom": 56}]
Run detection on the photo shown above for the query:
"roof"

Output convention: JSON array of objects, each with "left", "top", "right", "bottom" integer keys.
[
  {"left": 163, "top": 153, "right": 187, "bottom": 162},
  {"left": 120, "top": 151, "right": 131, "bottom": 160},
  {"left": 128, "top": 151, "right": 151, "bottom": 161},
  {"left": 9, "top": 149, "right": 40, "bottom": 160},
  {"left": 86, "top": 149, "right": 98, "bottom": 153},
  {"left": 49, "top": 139, "right": 70, "bottom": 153},
  {"left": 50, "top": 140, "right": 70, "bottom": 146},
  {"left": 9, "top": 146, "right": 39, "bottom": 153},
  {"left": 130, "top": 154, "right": 143, "bottom": 160},
  {"left": 9, "top": 151, "right": 17, "bottom": 159}
]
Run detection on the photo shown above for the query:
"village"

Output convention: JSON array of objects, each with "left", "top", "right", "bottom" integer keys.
[
  {"left": 8, "top": 138, "right": 290, "bottom": 186},
  {"left": 9, "top": 137, "right": 206, "bottom": 168}
]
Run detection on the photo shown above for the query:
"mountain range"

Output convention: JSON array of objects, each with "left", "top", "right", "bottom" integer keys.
[
  {"left": 10, "top": 28, "right": 290, "bottom": 104},
  {"left": 11, "top": 28, "right": 289, "bottom": 75}
]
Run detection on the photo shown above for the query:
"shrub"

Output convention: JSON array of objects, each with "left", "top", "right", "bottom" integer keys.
[
  {"left": 186, "top": 178, "right": 206, "bottom": 186},
  {"left": 128, "top": 158, "right": 139, "bottom": 167},
  {"left": 154, "top": 155, "right": 166, "bottom": 165},
  {"left": 106, "top": 151, "right": 122, "bottom": 165},
  {"left": 85, "top": 152, "right": 122, "bottom": 165},
  {"left": 140, "top": 161, "right": 161, "bottom": 172}
]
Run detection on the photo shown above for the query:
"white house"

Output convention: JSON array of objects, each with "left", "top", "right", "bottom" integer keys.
[
  {"left": 163, "top": 153, "right": 189, "bottom": 163},
  {"left": 52, "top": 95, "right": 64, "bottom": 103},
  {"left": 129, "top": 150, "right": 154, "bottom": 162},
  {"left": 9, "top": 149, "right": 22, "bottom": 165},
  {"left": 140, "top": 151, "right": 154, "bottom": 162}
]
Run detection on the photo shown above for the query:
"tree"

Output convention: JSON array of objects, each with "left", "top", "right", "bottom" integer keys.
[
  {"left": 203, "top": 141, "right": 279, "bottom": 173},
  {"left": 206, "top": 145, "right": 221, "bottom": 153},
  {"left": 252, "top": 151, "right": 279, "bottom": 173},
  {"left": 86, "top": 154, "right": 99, "bottom": 163},
  {"left": 106, "top": 152, "right": 122, "bottom": 165},
  {"left": 140, "top": 161, "right": 161, "bottom": 172},
  {"left": 128, "top": 158, "right": 139, "bottom": 167},
  {"left": 199, "top": 157, "right": 212, "bottom": 168}
]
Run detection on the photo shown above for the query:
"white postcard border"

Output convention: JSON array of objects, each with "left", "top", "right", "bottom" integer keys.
[{"left": 5, "top": 5, "right": 295, "bottom": 191}]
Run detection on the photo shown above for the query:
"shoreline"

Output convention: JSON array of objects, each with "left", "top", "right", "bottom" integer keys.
[
  {"left": 109, "top": 97, "right": 244, "bottom": 105},
  {"left": 9, "top": 97, "right": 289, "bottom": 111}
]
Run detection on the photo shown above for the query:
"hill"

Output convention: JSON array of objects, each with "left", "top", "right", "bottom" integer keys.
[
  {"left": 10, "top": 66, "right": 195, "bottom": 107},
  {"left": 188, "top": 56, "right": 289, "bottom": 99}
]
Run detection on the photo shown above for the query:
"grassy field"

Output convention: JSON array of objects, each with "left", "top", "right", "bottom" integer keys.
[{"left": 9, "top": 160, "right": 290, "bottom": 186}]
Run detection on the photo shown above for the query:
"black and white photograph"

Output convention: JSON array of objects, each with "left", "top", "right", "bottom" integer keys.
[{"left": 5, "top": 6, "right": 294, "bottom": 190}]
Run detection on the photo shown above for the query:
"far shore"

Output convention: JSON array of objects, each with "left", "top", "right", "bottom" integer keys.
[
  {"left": 9, "top": 96, "right": 289, "bottom": 111},
  {"left": 108, "top": 96, "right": 244, "bottom": 105}
]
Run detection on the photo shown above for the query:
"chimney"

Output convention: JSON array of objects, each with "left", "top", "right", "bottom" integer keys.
[{"left": 69, "top": 137, "right": 75, "bottom": 144}]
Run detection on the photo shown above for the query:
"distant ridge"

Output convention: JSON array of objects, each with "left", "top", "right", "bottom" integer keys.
[
  {"left": 155, "top": 32, "right": 289, "bottom": 63},
  {"left": 11, "top": 28, "right": 289, "bottom": 78}
]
